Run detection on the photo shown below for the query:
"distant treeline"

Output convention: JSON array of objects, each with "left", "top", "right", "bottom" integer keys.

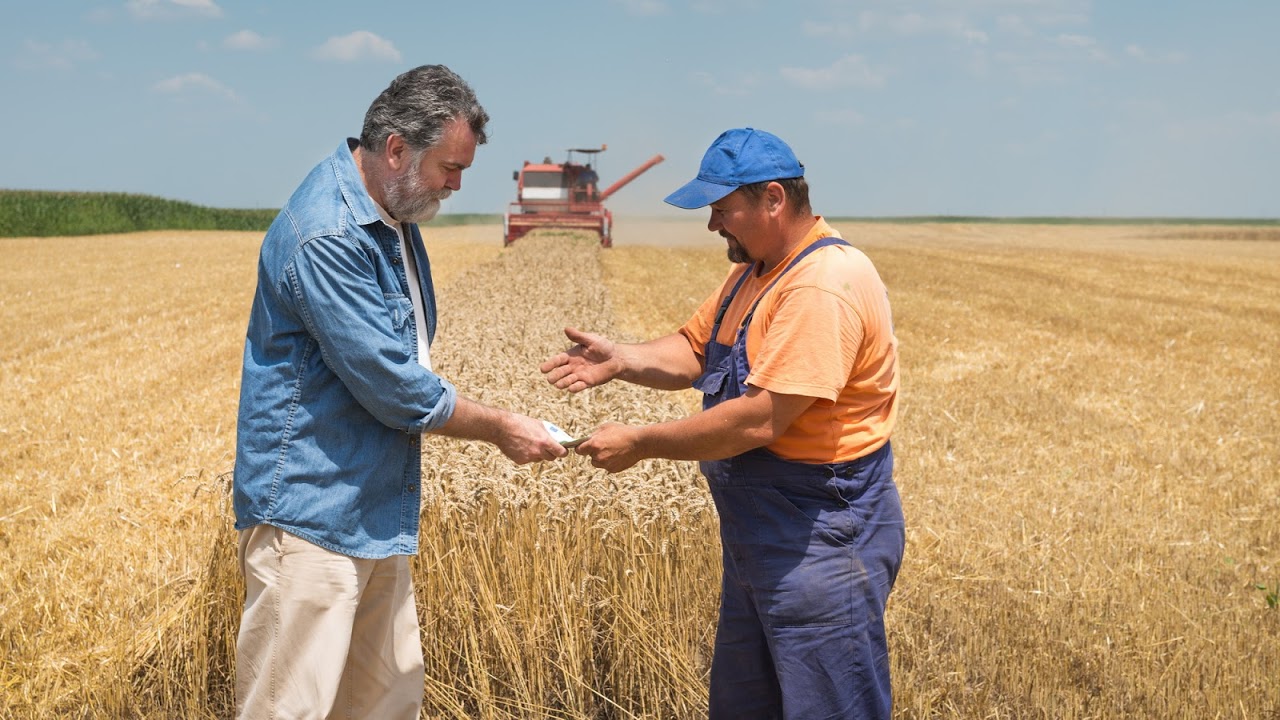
[
  {"left": 5, "top": 190, "right": 1273, "bottom": 238},
  {"left": 0, "top": 190, "right": 502, "bottom": 237},
  {"left": 0, "top": 190, "right": 277, "bottom": 237}
]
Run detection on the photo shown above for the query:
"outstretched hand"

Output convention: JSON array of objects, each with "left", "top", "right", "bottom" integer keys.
[{"left": 540, "top": 327, "right": 621, "bottom": 392}]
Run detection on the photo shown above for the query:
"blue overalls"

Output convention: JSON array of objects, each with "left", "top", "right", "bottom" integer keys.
[{"left": 691, "top": 238, "right": 905, "bottom": 720}]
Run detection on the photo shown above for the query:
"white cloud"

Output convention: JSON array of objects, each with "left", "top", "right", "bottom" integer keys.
[
  {"left": 153, "top": 72, "right": 238, "bottom": 101},
  {"left": 225, "top": 30, "right": 273, "bottom": 51},
  {"left": 172, "top": 0, "right": 221, "bottom": 12},
  {"left": 1125, "top": 44, "right": 1185, "bottom": 65},
  {"left": 15, "top": 39, "right": 99, "bottom": 71},
  {"left": 842, "top": 10, "right": 988, "bottom": 45},
  {"left": 312, "top": 31, "right": 402, "bottom": 63},
  {"left": 781, "top": 55, "right": 885, "bottom": 90},
  {"left": 1055, "top": 33, "right": 1108, "bottom": 61},
  {"left": 126, "top": 0, "right": 222, "bottom": 19},
  {"left": 613, "top": 0, "right": 667, "bottom": 15}
]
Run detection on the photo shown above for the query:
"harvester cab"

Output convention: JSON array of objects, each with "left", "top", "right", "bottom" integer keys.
[{"left": 503, "top": 145, "right": 663, "bottom": 248}]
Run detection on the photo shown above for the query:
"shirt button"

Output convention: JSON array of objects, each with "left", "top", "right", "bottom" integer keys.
[
  {"left": 407, "top": 484, "right": 417, "bottom": 493},
  {"left": 391, "top": 256, "right": 402, "bottom": 265}
]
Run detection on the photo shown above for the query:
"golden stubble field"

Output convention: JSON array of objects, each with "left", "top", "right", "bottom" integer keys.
[{"left": 0, "top": 219, "right": 1277, "bottom": 718}]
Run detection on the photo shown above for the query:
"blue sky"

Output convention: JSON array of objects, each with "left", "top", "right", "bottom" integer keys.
[{"left": 3, "top": 0, "right": 1277, "bottom": 218}]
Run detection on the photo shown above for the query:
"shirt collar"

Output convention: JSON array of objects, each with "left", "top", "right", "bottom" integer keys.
[{"left": 334, "top": 138, "right": 383, "bottom": 227}]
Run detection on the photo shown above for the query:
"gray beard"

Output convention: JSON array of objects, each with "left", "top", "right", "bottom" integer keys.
[{"left": 384, "top": 170, "right": 449, "bottom": 224}]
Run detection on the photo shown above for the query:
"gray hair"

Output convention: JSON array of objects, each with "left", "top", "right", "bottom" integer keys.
[{"left": 360, "top": 64, "right": 490, "bottom": 153}]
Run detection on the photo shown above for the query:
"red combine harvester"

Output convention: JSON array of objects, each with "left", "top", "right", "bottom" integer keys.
[{"left": 503, "top": 146, "right": 664, "bottom": 247}]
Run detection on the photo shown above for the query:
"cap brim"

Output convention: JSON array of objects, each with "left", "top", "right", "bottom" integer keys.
[{"left": 663, "top": 178, "right": 737, "bottom": 209}]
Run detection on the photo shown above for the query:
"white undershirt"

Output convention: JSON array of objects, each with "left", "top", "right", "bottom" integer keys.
[{"left": 373, "top": 203, "right": 432, "bottom": 371}]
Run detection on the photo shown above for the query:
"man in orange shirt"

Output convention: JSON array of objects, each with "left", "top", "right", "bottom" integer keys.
[{"left": 541, "top": 127, "right": 905, "bottom": 719}]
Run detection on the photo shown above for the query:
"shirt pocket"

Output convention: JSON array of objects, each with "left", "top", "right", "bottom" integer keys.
[{"left": 384, "top": 294, "right": 415, "bottom": 356}]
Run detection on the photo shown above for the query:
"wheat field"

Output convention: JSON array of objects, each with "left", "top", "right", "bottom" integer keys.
[{"left": 0, "top": 220, "right": 1276, "bottom": 718}]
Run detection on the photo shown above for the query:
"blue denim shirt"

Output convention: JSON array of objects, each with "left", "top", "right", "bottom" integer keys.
[{"left": 233, "top": 139, "right": 457, "bottom": 559}]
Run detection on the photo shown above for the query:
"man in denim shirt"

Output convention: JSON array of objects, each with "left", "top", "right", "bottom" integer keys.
[{"left": 233, "top": 65, "right": 566, "bottom": 719}]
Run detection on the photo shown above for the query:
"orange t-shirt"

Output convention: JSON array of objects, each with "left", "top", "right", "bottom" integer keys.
[{"left": 678, "top": 218, "right": 898, "bottom": 463}]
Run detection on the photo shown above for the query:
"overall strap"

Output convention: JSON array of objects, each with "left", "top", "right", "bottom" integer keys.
[
  {"left": 738, "top": 236, "right": 851, "bottom": 331},
  {"left": 708, "top": 264, "right": 756, "bottom": 346}
]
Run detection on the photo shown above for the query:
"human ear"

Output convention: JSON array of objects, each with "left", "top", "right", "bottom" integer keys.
[
  {"left": 766, "top": 182, "right": 786, "bottom": 215},
  {"left": 385, "top": 134, "right": 407, "bottom": 170}
]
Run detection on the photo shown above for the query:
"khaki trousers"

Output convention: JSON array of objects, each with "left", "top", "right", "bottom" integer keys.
[{"left": 235, "top": 525, "right": 424, "bottom": 720}]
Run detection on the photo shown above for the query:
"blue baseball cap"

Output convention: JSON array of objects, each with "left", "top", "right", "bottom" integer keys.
[{"left": 663, "top": 128, "right": 805, "bottom": 209}]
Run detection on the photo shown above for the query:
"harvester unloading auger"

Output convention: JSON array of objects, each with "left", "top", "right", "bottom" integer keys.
[{"left": 503, "top": 146, "right": 664, "bottom": 247}]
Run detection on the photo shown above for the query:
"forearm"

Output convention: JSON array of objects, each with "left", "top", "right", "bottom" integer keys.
[
  {"left": 613, "top": 333, "right": 703, "bottom": 390},
  {"left": 430, "top": 396, "right": 512, "bottom": 444},
  {"left": 576, "top": 388, "right": 815, "bottom": 473},
  {"left": 633, "top": 398, "right": 774, "bottom": 460}
]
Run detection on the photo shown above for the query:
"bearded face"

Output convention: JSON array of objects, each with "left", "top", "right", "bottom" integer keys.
[
  {"left": 383, "top": 152, "right": 452, "bottom": 223},
  {"left": 723, "top": 232, "right": 751, "bottom": 264}
]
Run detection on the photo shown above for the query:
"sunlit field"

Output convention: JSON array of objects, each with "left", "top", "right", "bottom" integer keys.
[{"left": 1, "top": 220, "right": 1276, "bottom": 718}]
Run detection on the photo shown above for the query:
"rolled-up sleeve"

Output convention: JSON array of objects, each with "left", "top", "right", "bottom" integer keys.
[{"left": 283, "top": 233, "right": 456, "bottom": 433}]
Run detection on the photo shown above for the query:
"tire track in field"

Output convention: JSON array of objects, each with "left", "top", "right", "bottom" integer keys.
[{"left": 422, "top": 232, "right": 711, "bottom": 523}]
